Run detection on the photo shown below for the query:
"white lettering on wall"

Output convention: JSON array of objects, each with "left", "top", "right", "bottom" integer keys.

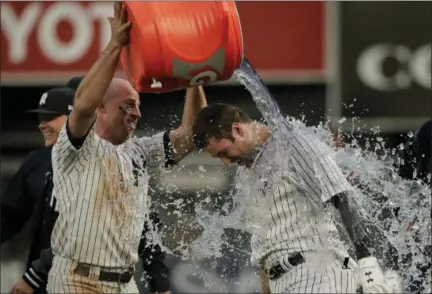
[
  {"left": 38, "top": 2, "right": 91, "bottom": 64},
  {"left": 89, "top": 3, "right": 112, "bottom": 53},
  {"left": 0, "top": 2, "right": 113, "bottom": 65},
  {"left": 1, "top": 3, "right": 42, "bottom": 63},
  {"left": 357, "top": 43, "right": 431, "bottom": 91}
]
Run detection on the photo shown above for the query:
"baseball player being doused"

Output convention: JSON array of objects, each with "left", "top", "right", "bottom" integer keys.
[
  {"left": 47, "top": 3, "right": 207, "bottom": 294},
  {"left": 192, "top": 103, "right": 395, "bottom": 294}
]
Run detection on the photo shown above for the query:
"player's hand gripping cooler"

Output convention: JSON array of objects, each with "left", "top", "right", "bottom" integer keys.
[{"left": 120, "top": 1, "right": 244, "bottom": 93}]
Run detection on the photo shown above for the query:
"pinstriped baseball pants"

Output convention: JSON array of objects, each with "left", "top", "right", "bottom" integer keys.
[
  {"left": 268, "top": 255, "right": 358, "bottom": 293},
  {"left": 47, "top": 256, "right": 139, "bottom": 294}
]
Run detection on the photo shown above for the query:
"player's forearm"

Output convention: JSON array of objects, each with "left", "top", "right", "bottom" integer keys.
[
  {"left": 75, "top": 42, "right": 122, "bottom": 114},
  {"left": 331, "top": 191, "right": 374, "bottom": 259},
  {"left": 169, "top": 86, "right": 207, "bottom": 162},
  {"left": 180, "top": 86, "right": 207, "bottom": 129},
  {"left": 69, "top": 42, "right": 122, "bottom": 138},
  {"left": 259, "top": 268, "right": 271, "bottom": 294},
  {"left": 23, "top": 248, "right": 53, "bottom": 289},
  {"left": 143, "top": 260, "right": 170, "bottom": 293}
]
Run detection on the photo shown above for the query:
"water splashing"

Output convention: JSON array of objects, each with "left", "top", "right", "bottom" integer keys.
[
  {"left": 174, "top": 61, "right": 431, "bottom": 292},
  {"left": 234, "top": 59, "right": 288, "bottom": 131},
  {"left": 143, "top": 60, "right": 430, "bottom": 293}
]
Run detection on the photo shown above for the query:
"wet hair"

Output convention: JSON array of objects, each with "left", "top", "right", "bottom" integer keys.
[{"left": 193, "top": 103, "right": 252, "bottom": 149}]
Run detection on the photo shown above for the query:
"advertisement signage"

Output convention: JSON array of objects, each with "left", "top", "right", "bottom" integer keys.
[
  {"left": 337, "top": 2, "right": 431, "bottom": 131},
  {"left": 1, "top": 1, "right": 325, "bottom": 85}
]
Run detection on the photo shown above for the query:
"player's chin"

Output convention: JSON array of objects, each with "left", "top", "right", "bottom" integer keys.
[
  {"left": 236, "top": 160, "right": 245, "bottom": 166},
  {"left": 44, "top": 139, "right": 55, "bottom": 147},
  {"left": 125, "top": 127, "right": 135, "bottom": 138},
  {"left": 237, "top": 158, "right": 253, "bottom": 168},
  {"left": 44, "top": 135, "right": 57, "bottom": 147},
  {"left": 120, "top": 124, "right": 134, "bottom": 137}
]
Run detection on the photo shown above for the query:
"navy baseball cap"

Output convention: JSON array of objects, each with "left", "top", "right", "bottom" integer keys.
[
  {"left": 29, "top": 88, "right": 75, "bottom": 122},
  {"left": 66, "top": 76, "right": 84, "bottom": 90}
]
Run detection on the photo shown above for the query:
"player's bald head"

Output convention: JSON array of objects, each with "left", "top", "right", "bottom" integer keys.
[
  {"left": 103, "top": 78, "right": 137, "bottom": 102},
  {"left": 96, "top": 77, "right": 141, "bottom": 144}
]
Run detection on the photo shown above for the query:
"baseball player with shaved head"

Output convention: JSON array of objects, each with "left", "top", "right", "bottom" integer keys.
[
  {"left": 193, "top": 103, "right": 394, "bottom": 294},
  {"left": 47, "top": 3, "right": 207, "bottom": 293},
  {"left": 4, "top": 78, "right": 174, "bottom": 294}
]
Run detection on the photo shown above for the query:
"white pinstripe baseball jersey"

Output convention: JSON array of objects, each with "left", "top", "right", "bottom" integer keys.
[
  {"left": 50, "top": 121, "right": 167, "bottom": 268},
  {"left": 235, "top": 128, "right": 354, "bottom": 268}
]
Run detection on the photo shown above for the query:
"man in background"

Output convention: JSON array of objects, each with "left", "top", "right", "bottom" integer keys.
[
  {"left": 1, "top": 87, "right": 74, "bottom": 293},
  {"left": 398, "top": 119, "right": 431, "bottom": 294}
]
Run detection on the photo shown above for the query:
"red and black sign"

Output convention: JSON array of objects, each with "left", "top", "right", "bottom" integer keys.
[{"left": 1, "top": 1, "right": 325, "bottom": 85}]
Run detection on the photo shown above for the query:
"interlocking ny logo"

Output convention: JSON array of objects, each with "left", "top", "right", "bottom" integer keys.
[
  {"left": 39, "top": 92, "right": 48, "bottom": 105},
  {"left": 365, "top": 271, "right": 373, "bottom": 283}
]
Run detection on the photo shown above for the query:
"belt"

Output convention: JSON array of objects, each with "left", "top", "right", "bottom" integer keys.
[
  {"left": 73, "top": 263, "right": 134, "bottom": 283},
  {"left": 263, "top": 252, "right": 305, "bottom": 280}
]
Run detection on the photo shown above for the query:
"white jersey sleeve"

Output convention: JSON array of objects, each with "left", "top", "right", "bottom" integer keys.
[
  {"left": 52, "top": 119, "right": 100, "bottom": 174},
  {"left": 292, "top": 132, "right": 353, "bottom": 205},
  {"left": 128, "top": 131, "right": 171, "bottom": 168}
]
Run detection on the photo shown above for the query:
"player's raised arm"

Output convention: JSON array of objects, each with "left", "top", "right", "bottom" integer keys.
[
  {"left": 168, "top": 86, "right": 208, "bottom": 163},
  {"left": 69, "top": 3, "right": 131, "bottom": 139},
  {"left": 131, "top": 86, "right": 207, "bottom": 169}
]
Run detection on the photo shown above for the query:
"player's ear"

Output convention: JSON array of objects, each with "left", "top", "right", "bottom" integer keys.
[
  {"left": 232, "top": 123, "right": 244, "bottom": 137},
  {"left": 98, "top": 102, "right": 106, "bottom": 114}
]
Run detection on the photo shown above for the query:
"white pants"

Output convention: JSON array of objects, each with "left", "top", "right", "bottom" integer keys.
[
  {"left": 269, "top": 253, "right": 358, "bottom": 293},
  {"left": 47, "top": 256, "right": 139, "bottom": 294}
]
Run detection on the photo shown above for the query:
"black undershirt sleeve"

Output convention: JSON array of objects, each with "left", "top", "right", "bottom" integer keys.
[
  {"left": 329, "top": 191, "right": 375, "bottom": 259},
  {"left": 66, "top": 119, "right": 94, "bottom": 149},
  {"left": 330, "top": 190, "right": 400, "bottom": 270},
  {"left": 331, "top": 191, "right": 401, "bottom": 270},
  {"left": 163, "top": 131, "right": 176, "bottom": 168},
  {"left": 139, "top": 212, "right": 169, "bottom": 293}
]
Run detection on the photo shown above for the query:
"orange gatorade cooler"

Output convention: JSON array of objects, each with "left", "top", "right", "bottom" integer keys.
[{"left": 120, "top": 1, "right": 244, "bottom": 93}]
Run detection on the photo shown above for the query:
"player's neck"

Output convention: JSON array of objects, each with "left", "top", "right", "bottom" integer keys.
[
  {"left": 95, "top": 121, "right": 121, "bottom": 145},
  {"left": 251, "top": 123, "right": 272, "bottom": 146},
  {"left": 245, "top": 123, "right": 272, "bottom": 168}
]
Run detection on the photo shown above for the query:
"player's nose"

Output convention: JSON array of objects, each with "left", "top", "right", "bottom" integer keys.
[
  {"left": 130, "top": 107, "right": 141, "bottom": 119},
  {"left": 38, "top": 121, "right": 47, "bottom": 130}
]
